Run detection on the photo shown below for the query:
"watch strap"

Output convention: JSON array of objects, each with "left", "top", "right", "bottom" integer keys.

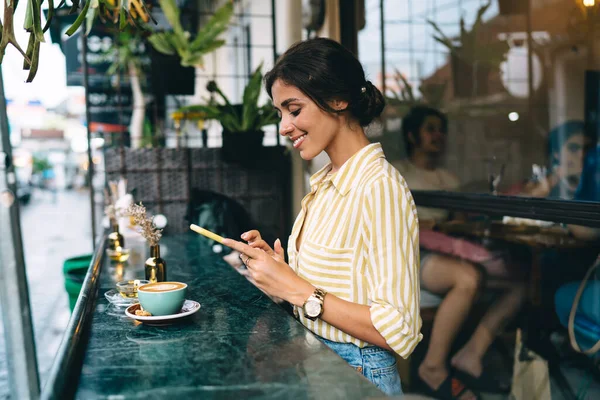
[
  {"left": 313, "top": 287, "right": 327, "bottom": 303},
  {"left": 303, "top": 287, "right": 327, "bottom": 321}
]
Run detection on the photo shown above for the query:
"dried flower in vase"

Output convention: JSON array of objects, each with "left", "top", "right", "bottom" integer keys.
[
  {"left": 104, "top": 188, "right": 118, "bottom": 223},
  {"left": 104, "top": 178, "right": 131, "bottom": 224},
  {"left": 126, "top": 202, "right": 162, "bottom": 246}
]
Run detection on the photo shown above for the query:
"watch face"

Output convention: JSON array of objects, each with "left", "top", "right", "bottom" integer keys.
[{"left": 305, "top": 300, "right": 322, "bottom": 317}]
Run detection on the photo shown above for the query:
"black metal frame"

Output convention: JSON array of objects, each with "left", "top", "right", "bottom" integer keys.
[
  {"left": 40, "top": 236, "right": 106, "bottom": 400},
  {"left": 0, "top": 65, "right": 41, "bottom": 400},
  {"left": 412, "top": 190, "right": 600, "bottom": 227}
]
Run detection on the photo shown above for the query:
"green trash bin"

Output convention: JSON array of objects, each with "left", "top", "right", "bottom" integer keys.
[{"left": 63, "top": 254, "right": 93, "bottom": 311}]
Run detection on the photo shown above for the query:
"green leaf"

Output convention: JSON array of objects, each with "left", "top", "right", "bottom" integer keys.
[
  {"left": 432, "top": 36, "right": 455, "bottom": 52},
  {"left": 23, "top": 0, "right": 33, "bottom": 32},
  {"left": 190, "top": 1, "right": 233, "bottom": 52},
  {"left": 189, "top": 38, "right": 225, "bottom": 55},
  {"left": 256, "top": 104, "right": 279, "bottom": 128},
  {"left": 31, "top": 0, "right": 45, "bottom": 43},
  {"left": 148, "top": 33, "right": 176, "bottom": 55},
  {"left": 23, "top": 33, "right": 35, "bottom": 70},
  {"left": 66, "top": 0, "right": 91, "bottom": 36},
  {"left": 471, "top": 1, "right": 491, "bottom": 36},
  {"left": 43, "top": 0, "right": 54, "bottom": 33},
  {"left": 26, "top": 39, "right": 40, "bottom": 82},
  {"left": 119, "top": 7, "right": 127, "bottom": 30},
  {"left": 166, "top": 32, "right": 188, "bottom": 56},
  {"left": 158, "top": 0, "right": 185, "bottom": 36},
  {"left": 69, "top": 0, "right": 80, "bottom": 15},
  {"left": 177, "top": 104, "right": 221, "bottom": 119},
  {"left": 85, "top": 0, "right": 99, "bottom": 35},
  {"left": 180, "top": 52, "right": 205, "bottom": 68},
  {"left": 241, "top": 63, "right": 263, "bottom": 131}
]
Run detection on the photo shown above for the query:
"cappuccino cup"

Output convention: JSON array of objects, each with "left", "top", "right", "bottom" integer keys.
[{"left": 137, "top": 282, "right": 187, "bottom": 316}]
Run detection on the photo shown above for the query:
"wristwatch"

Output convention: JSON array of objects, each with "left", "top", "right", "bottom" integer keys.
[{"left": 302, "top": 288, "right": 327, "bottom": 321}]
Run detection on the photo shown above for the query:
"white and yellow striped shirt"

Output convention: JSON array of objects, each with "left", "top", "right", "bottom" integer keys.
[{"left": 288, "top": 143, "right": 422, "bottom": 358}]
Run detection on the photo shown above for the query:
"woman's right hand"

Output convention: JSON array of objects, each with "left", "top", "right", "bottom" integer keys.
[{"left": 522, "top": 173, "right": 557, "bottom": 198}]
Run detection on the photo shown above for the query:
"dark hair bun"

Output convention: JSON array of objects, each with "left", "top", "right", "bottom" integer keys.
[
  {"left": 353, "top": 81, "right": 385, "bottom": 126},
  {"left": 265, "top": 38, "right": 386, "bottom": 127}
]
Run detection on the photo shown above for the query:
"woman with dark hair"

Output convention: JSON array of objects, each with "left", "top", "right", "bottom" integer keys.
[
  {"left": 520, "top": 121, "right": 589, "bottom": 199},
  {"left": 222, "top": 38, "right": 422, "bottom": 396}
]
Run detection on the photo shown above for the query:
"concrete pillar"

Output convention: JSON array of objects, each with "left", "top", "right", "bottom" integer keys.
[
  {"left": 317, "top": 0, "right": 341, "bottom": 42},
  {"left": 276, "top": 0, "right": 305, "bottom": 216},
  {"left": 307, "top": 0, "right": 341, "bottom": 179}
]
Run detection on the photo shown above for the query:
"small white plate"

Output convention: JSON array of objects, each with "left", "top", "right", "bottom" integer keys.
[
  {"left": 104, "top": 289, "right": 139, "bottom": 307},
  {"left": 125, "top": 300, "right": 201, "bottom": 326}
]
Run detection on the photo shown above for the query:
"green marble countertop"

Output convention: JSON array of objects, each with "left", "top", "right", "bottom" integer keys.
[{"left": 73, "top": 234, "right": 387, "bottom": 399}]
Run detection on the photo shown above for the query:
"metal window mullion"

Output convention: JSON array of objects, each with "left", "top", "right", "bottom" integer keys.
[{"left": 0, "top": 65, "right": 41, "bottom": 400}]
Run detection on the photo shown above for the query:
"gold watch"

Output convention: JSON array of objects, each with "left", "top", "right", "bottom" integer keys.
[{"left": 302, "top": 288, "right": 327, "bottom": 321}]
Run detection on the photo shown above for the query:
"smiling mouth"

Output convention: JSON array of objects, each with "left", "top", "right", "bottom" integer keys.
[{"left": 292, "top": 134, "right": 307, "bottom": 148}]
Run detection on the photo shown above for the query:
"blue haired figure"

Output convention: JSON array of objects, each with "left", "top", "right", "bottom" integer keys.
[{"left": 547, "top": 121, "right": 588, "bottom": 199}]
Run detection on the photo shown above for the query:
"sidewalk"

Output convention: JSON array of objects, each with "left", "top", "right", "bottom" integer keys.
[{"left": 0, "top": 188, "right": 94, "bottom": 398}]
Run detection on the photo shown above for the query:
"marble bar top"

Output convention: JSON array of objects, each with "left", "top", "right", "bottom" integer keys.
[{"left": 71, "top": 234, "right": 388, "bottom": 399}]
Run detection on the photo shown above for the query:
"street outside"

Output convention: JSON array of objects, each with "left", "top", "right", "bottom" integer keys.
[{"left": 0, "top": 188, "right": 95, "bottom": 399}]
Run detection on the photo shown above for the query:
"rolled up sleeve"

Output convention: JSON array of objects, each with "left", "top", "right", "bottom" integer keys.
[{"left": 364, "top": 177, "right": 422, "bottom": 358}]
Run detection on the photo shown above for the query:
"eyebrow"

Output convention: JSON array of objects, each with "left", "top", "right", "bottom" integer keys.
[{"left": 274, "top": 97, "right": 300, "bottom": 111}]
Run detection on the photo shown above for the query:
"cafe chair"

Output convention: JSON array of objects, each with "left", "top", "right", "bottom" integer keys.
[
  {"left": 186, "top": 189, "right": 255, "bottom": 252},
  {"left": 554, "top": 256, "right": 600, "bottom": 358},
  {"left": 553, "top": 256, "right": 600, "bottom": 399}
]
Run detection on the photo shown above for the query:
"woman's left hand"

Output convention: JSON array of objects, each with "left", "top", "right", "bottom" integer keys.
[{"left": 222, "top": 238, "right": 314, "bottom": 306}]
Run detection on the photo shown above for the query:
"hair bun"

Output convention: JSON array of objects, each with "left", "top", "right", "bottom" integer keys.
[{"left": 354, "top": 81, "right": 385, "bottom": 126}]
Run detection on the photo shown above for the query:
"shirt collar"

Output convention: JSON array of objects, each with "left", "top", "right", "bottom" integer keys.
[{"left": 309, "top": 143, "right": 385, "bottom": 195}]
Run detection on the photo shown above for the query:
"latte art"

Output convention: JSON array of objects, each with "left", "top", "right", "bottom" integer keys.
[{"left": 139, "top": 282, "right": 187, "bottom": 292}]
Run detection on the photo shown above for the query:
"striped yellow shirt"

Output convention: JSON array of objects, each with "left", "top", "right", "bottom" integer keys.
[{"left": 288, "top": 143, "right": 422, "bottom": 358}]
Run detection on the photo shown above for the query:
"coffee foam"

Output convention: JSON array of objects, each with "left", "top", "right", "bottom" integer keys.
[{"left": 140, "top": 282, "right": 186, "bottom": 292}]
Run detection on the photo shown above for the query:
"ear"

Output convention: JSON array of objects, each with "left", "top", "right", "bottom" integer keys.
[
  {"left": 408, "top": 131, "right": 418, "bottom": 145},
  {"left": 331, "top": 99, "right": 348, "bottom": 111}
]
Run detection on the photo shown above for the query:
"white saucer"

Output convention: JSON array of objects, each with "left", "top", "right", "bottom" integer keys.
[
  {"left": 125, "top": 300, "right": 201, "bottom": 325},
  {"left": 105, "top": 289, "right": 139, "bottom": 307}
]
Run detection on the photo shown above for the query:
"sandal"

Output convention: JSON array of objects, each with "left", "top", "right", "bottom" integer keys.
[
  {"left": 419, "top": 373, "right": 481, "bottom": 400},
  {"left": 453, "top": 368, "right": 511, "bottom": 394}
]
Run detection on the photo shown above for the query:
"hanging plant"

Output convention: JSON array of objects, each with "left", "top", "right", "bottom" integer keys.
[
  {"left": 0, "top": 0, "right": 154, "bottom": 82},
  {"left": 147, "top": 0, "right": 233, "bottom": 68}
]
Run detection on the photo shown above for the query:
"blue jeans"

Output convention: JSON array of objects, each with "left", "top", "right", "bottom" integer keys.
[{"left": 319, "top": 337, "right": 403, "bottom": 396}]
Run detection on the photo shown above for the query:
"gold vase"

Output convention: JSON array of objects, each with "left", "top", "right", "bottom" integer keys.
[
  {"left": 145, "top": 244, "right": 167, "bottom": 283},
  {"left": 108, "top": 222, "right": 125, "bottom": 250}
]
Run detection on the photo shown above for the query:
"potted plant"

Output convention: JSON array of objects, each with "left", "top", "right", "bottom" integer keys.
[
  {"left": 148, "top": 0, "right": 233, "bottom": 68},
  {"left": 175, "top": 62, "right": 279, "bottom": 165},
  {"left": 427, "top": 1, "right": 508, "bottom": 98},
  {"left": 103, "top": 0, "right": 232, "bottom": 148},
  {"left": 385, "top": 68, "right": 446, "bottom": 118}
]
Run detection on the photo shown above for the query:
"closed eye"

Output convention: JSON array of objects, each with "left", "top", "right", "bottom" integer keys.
[{"left": 290, "top": 109, "right": 301, "bottom": 117}]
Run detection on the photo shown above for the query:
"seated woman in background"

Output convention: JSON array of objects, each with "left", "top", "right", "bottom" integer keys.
[
  {"left": 517, "top": 121, "right": 589, "bottom": 199},
  {"left": 394, "top": 106, "right": 526, "bottom": 399}
]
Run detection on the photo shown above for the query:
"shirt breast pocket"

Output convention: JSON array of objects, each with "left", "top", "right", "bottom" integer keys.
[{"left": 298, "top": 239, "right": 354, "bottom": 300}]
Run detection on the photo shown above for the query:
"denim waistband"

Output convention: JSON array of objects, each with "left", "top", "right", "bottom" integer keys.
[{"left": 317, "top": 336, "right": 403, "bottom": 396}]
